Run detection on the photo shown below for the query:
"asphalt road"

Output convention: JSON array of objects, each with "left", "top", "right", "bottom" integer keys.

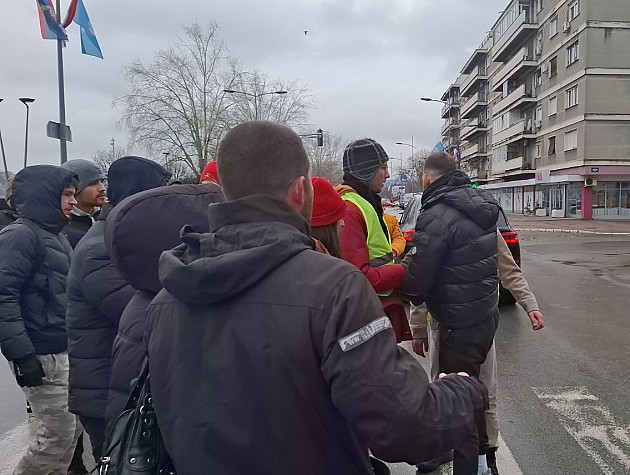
[{"left": 1, "top": 230, "right": 629, "bottom": 474}]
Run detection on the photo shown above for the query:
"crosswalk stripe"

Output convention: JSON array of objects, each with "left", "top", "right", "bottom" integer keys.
[{"left": 534, "top": 386, "right": 630, "bottom": 475}]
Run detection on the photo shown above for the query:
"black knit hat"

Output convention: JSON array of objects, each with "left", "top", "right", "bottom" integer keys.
[{"left": 342, "top": 138, "right": 389, "bottom": 181}]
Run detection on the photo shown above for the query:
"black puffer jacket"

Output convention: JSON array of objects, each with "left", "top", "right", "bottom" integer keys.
[
  {"left": 66, "top": 205, "right": 135, "bottom": 418},
  {"left": 402, "top": 170, "right": 500, "bottom": 329},
  {"left": 145, "top": 195, "right": 488, "bottom": 474},
  {"left": 66, "top": 157, "right": 171, "bottom": 419},
  {"left": 104, "top": 184, "right": 224, "bottom": 424},
  {"left": 0, "top": 165, "right": 77, "bottom": 361}
]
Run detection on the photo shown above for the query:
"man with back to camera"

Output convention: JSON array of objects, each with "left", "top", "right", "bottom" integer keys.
[
  {"left": 402, "top": 151, "right": 501, "bottom": 475},
  {"left": 145, "top": 121, "right": 488, "bottom": 474}
]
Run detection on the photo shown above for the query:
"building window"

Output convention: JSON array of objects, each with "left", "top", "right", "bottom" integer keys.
[
  {"left": 566, "top": 85, "right": 579, "bottom": 108},
  {"left": 536, "top": 105, "right": 543, "bottom": 122},
  {"left": 550, "top": 56, "right": 558, "bottom": 77},
  {"left": 564, "top": 129, "right": 578, "bottom": 151},
  {"left": 534, "top": 68, "right": 543, "bottom": 87},
  {"left": 549, "top": 96, "right": 557, "bottom": 115},
  {"left": 567, "top": 41, "right": 579, "bottom": 66},
  {"left": 534, "top": 33, "right": 543, "bottom": 55},
  {"left": 535, "top": 141, "right": 542, "bottom": 158},
  {"left": 569, "top": 0, "right": 580, "bottom": 21},
  {"left": 548, "top": 136, "right": 556, "bottom": 155},
  {"left": 550, "top": 16, "right": 558, "bottom": 37}
]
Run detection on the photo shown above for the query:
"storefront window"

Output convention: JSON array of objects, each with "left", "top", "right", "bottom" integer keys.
[
  {"left": 567, "top": 183, "right": 582, "bottom": 217},
  {"left": 592, "top": 182, "right": 630, "bottom": 217}
]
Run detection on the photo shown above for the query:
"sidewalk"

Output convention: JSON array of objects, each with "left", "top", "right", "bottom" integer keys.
[{"left": 506, "top": 213, "right": 630, "bottom": 235}]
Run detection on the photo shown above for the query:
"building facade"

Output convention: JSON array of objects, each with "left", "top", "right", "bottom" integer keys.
[{"left": 442, "top": 0, "right": 630, "bottom": 219}]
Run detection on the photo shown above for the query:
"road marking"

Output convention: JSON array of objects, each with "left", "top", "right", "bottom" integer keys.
[{"left": 534, "top": 386, "right": 630, "bottom": 474}]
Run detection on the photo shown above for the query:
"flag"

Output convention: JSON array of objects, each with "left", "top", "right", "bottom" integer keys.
[
  {"left": 36, "top": 0, "right": 68, "bottom": 41},
  {"left": 454, "top": 144, "right": 461, "bottom": 162},
  {"left": 73, "top": 0, "right": 103, "bottom": 58},
  {"left": 431, "top": 142, "right": 445, "bottom": 153}
]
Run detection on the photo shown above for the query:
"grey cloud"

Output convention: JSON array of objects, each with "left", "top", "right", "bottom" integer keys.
[{"left": 1, "top": 0, "right": 506, "bottom": 173}]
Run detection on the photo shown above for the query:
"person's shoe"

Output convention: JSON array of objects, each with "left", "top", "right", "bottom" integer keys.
[
  {"left": 486, "top": 449, "right": 500, "bottom": 475},
  {"left": 416, "top": 450, "right": 454, "bottom": 473}
]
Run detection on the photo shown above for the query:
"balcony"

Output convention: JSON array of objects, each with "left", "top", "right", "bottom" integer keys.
[
  {"left": 441, "top": 117, "right": 460, "bottom": 135},
  {"left": 493, "top": 84, "right": 537, "bottom": 114},
  {"left": 492, "top": 119, "right": 536, "bottom": 145},
  {"left": 460, "top": 119, "right": 489, "bottom": 141},
  {"left": 492, "top": 47, "right": 538, "bottom": 91},
  {"left": 491, "top": 155, "right": 525, "bottom": 175},
  {"left": 441, "top": 98, "right": 459, "bottom": 119},
  {"left": 492, "top": 11, "right": 538, "bottom": 63},
  {"left": 460, "top": 66, "right": 489, "bottom": 97},
  {"left": 440, "top": 82, "right": 460, "bottom": 102},
  {"left": 460, "top": 91, "right": 488, "bottom": 119},
  {"left": 461, "top": 143, "right": 488, "bottom": 159}
]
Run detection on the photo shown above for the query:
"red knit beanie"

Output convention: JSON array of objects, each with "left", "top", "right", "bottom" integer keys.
[
  {"left": 200, "top": 161, "right": 220, "bottom": 184},
  {"left": 311, "top": 177, "right": 345, "bottom": 227}
]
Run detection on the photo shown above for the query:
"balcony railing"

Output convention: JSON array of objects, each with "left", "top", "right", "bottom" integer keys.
[
  {"left": 460, "top": 119, "right": 489, "bottom": 141},
  {"left": 492, "top": 10, "right": 538, "bottom": 63},
  {"left": 441, "top": 98, "right": 459, "bottom": 118},
  {"left": 460, "top": 66, "right": 489, "bottom": 96},
  {"left": 492, "top": 119, "right": 536, "bottom": 144},
  {"left": 491, "top": 155, "right": 524, "bottom": 175},
  {"left": 461, "top": 91, "right": 488, "bottom": 118},
  {"left": 493, "top": 84, "right": 536, "bottom": 114},
  {"left": 492, "top": 47, "right": 537, "bottom": 91}
]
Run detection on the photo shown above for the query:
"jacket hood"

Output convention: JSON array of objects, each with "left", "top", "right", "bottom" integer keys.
[
  {"left": 422, "top": 170, "right": 499, "bottom": 229},
  {"left": 105, "top": 184, "right": 224, "bottom": 293},
  {"left": 107, "top": 156, "right": 172, "bottom": 206},
  {"left": 13, "top": 165, "right": 78, "bottom": 232},
  {"left": 158, "top": 194, "right": 314, "bottom": 304}
]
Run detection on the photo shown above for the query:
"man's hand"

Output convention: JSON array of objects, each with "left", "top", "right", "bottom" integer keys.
[
  {"left": 411, "top": 337, "right": 429, "bottom": 357},
  {"left": 13, "top": 356, "right": 45, "bottom": 387},
  {"left": 528, "top": 310, "right": 545, "bottom": 331}
]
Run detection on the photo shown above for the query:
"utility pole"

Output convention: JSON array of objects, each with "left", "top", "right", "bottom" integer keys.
[{"left": 56, "top": 0, "right": 68, "bottom": 164}]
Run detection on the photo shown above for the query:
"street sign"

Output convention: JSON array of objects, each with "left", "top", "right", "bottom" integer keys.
[
  {"left": 591, "top": 167, "right": 599, "bottom": 173},
  {"left": 46, "top": 121, "right": 73, "bottom": 142}
]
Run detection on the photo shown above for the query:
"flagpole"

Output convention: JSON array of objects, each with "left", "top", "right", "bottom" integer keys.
[{"left": 56, "top": 0, "right": 68, "bottom": 164}]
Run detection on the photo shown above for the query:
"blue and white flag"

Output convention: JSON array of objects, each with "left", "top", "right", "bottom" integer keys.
[
  {"left": 431, "top": 142, "right": 445, "bottom": 153},
  {"left": 73, "top": 0, "right": 102, "bottom": 58}
]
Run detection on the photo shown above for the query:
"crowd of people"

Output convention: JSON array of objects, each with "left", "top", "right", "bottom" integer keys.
[{"left": 0, "top": 120, "right": 544, "bottom": 475}]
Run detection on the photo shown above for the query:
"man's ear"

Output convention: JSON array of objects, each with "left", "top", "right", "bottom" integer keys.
[{"left": 286, "top": 176, "right": 306, "bottom": 213}]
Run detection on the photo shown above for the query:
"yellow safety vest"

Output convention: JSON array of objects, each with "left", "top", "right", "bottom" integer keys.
[{"left": 342, "top": 192, "right": 395, "bottom": 268}]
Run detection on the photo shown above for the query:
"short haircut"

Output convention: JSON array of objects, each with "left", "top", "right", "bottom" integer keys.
[
  {"left": 423, "top": 152, "right": 457, "bottom": 177},
  {"left": 217, "top": 121, "right": 310, "bottom": 200}
]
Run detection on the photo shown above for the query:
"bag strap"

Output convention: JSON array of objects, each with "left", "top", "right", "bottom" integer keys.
[
  {"left": 14, "top": 218, "right": 47, "bottom": 279},
  {"left": 125, "top": 357, "right": 150, "bottom": 411}
]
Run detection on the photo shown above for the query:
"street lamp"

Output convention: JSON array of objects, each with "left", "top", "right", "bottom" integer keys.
[
  {"left": 223, "top": 89, "right": 287, "bottom": 120},
  {"left": 18, "top": 97, "right": 35, "bottom": 169},
  {"left": 0, "top": 98, "right": 8, "bottom": 180}
]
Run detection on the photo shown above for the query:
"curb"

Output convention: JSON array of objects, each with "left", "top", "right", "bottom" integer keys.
[{"left": 515, "top": 227, "right": 630, "bottom": 236}]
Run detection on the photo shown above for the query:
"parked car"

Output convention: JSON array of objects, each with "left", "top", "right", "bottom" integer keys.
[{"left": 398, "top": 194, "right": 520, "bottom": 305}]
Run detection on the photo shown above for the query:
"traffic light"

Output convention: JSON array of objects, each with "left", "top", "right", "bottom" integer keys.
[{"left": 316, "top": 129, "right": 323, "bottom": 147}]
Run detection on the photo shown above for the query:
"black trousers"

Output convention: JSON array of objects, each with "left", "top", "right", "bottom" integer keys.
[
  {"left": 79, "top": 416, "right": 107, "bottom": 463},
  {"left": 437, "top": 314, "right": 497, "bottom": 475}
]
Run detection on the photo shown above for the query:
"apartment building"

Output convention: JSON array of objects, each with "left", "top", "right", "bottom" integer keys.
[{"left": 442, "top": 0, "right": 630, "bottom": 219}]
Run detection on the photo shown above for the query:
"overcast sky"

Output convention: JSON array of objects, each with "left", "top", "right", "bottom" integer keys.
[{"left": 0, "top": 0, "right": 507, "bottom": 173}]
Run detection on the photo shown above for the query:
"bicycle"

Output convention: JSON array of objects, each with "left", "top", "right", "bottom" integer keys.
[{"left": 523, "top": 204, "right": 540, "bottom": 216}]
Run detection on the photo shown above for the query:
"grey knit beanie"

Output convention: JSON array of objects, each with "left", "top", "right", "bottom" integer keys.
[
  {"left": 342, "top": 138, "right": 389, "bottom": 181},
  {"left": 61, "top": 159, "right": 105, "bottom": 194}
]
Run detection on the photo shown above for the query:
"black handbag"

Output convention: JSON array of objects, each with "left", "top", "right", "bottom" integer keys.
[{"left": 95, "top": 360, "right": 176, "bottom": 475}]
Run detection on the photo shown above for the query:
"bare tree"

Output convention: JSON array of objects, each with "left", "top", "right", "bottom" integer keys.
[
  {"left": 303, "top": 131, "right": 345, "bottom": 184},
  {"left": 92, "top": 146, "right": 128, "bottom": 172},
  {"left": 226, "top": 71, "right": 315, "bottom": 126},
  {"left": 407, "top": 148, "right": 431, "bottom": 192},
  {"left": 117, "top": 23, "right": 316, "bottom": 179},
  {"left": 116, "top": 22, "right": 242, "bottom": 178}
]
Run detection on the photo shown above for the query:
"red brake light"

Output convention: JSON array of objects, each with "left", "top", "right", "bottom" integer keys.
[
  {"left": 404, "top": 230, "right": 416, "bottom": 242},
  {"left": 502, "top": 231, "right": 519, "bottom": 245}
]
